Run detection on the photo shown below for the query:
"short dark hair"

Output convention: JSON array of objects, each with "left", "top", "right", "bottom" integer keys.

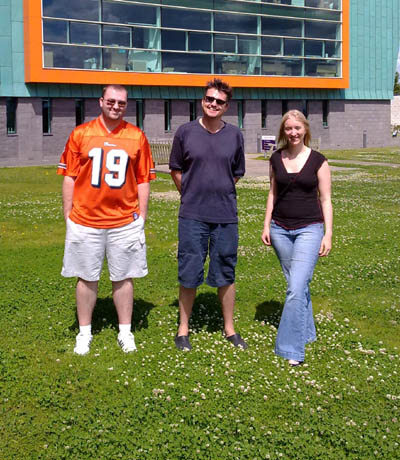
[
  {"left": 204, "top": 78, "right": 232, "bottom": 102},
  {"left": 102, "top": 84, "right": 128, "bottom": 98}
]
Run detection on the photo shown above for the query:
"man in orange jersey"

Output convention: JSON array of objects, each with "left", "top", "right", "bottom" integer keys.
[{"left": 57, "top": 84, "right": 156, "bottom": 355}]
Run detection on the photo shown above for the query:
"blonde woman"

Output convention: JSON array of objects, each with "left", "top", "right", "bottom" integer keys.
[{"left": 261, "top": 110, "right": 332, "bottom": 367}]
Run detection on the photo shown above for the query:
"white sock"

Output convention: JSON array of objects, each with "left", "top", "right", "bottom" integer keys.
[
  {"left": 79, "top": 324, "right": 92, "bottom": 336},
  {"left": 119, "top": 324, "right": 131, "bottom": 335}
]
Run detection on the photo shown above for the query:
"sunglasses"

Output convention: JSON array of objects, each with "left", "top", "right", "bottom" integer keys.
[
  {"left": 103, "top": 98, "right": 127, "bottom": 108},
  {"left": 204, "top": 95, "right": 227, "bottom": 106}
]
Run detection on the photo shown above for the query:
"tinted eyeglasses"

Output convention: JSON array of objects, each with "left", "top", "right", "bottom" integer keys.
[
  {"left": 204, "top": 95, "right": 227, "bottom": 106},
  {"left": 103, "top": 98, "right": 127, "bottom": 108}
]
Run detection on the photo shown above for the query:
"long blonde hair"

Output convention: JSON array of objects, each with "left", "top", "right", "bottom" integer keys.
[{"left": 277, "top": 110, "right": 311, "bottom": 150}]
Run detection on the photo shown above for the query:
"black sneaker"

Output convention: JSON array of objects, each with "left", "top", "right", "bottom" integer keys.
[
  {"left": 174, "top": 334, "right": 192, "bottom": 351},
  {"left": 225, "top": 333, "right": 248, "bottom": 349}
]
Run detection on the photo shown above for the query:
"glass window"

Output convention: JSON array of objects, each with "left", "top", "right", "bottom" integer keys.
[
  {"left": 70, "top": 22, "right": 100, "bottom": 45},
  {"left": 262, "top": 37, "right": 281, "bottom": 55},
  {"left": 282, "top": 100, "right": 288, "bottom": 116},
  {"left": 189, "top": 100, "right": 197, "bottom": 121},
  {"left": 325, "top": 40, "right": 340, "bottom": 57},
  {"left": 188, "top": 32, "right": 211, "bottom": 52},
  {"left": 103, "top": 48, "right": 129, "bottom": 71},
  {"left": 43, "top": 44, "right": 102, "bottom": 69},
  {"left": 43, "top": 19, "right": 68, "bottom": 43},
  {"left": 305, "top": 0, "right": 341, "bottom": 9},
  {"left": 161, "top": 8, "right": 211, "bottom": 30},
  {"left": 136, "top": 100, "right": 144, "bottom": 130},
  {"left": 6, "top": 98, "right": 17, "bottom": 135},
  {"left": 305, "top": 58, "right": 339, "bottom": 76},
  {"left": 75, "top": 99, "right": 85, "bottom": 126},
  {"left": 322, "top": 99, "right": 329, "bottom": 127},
  {"left": 43, "top": 0, "right": 99, "bottom": 21},
  {"left": 305, "top": 40, "right": 323, "bottom": 56},
  {"left": 284, "top": 39, "right": 302, "bottom": 56},
  {"left": 305, "top": 21, "right": 339, "bottom": 39},
  {"left": 162, "top": 30, "right": 186, "bottom": 51},
  {"left": 214, "top": 35, "right": 236, "bottom": 53},
  {"left": 128, "top": 50, "right": 160, "bottom": 72},
  {"left": 42, "top": 98, "right": 52, "bottom": 134},
  {"left": 238, "top": 36, "right": 258, "bottom": 55},
  {"left": 238, "top": 101, "right": 244, "bottom": 129},
  {"left": 262, "top": 17, "right": 302, "bottom": 37},
  {"left": 164, "top": 100, "right": 171, "bottom": 131},
  {"left": 214, "top": 13, "right": 257, "bottom": 34},
  {"left": 103, "top": 26, "right": 131, "bottom": 47},
  {"left": 103, "top": 1, "right": 157, "bottom": 26},
  {"left": 215, "top": 55, "right": 259, "bottom": 75},
  {"left": 133, "top": 27, "right": 160, "bottom": 50},
  {"left": 262, "top": 57, "right": 302, "bottom": 76},
  {"left": 162, "top": 52, "right": 211, "bottom": 73},
  {"left": 261, "top": 100, "right": 267, "bottom": 129}
]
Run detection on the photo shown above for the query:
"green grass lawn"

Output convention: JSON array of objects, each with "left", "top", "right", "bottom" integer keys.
[{"left": 0, "top": 153, "right": 399, "bottom": 460}]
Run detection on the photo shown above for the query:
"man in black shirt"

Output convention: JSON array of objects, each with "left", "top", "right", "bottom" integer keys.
[{"left": 169, "top": 78, "right": 247, "bottom": 351}]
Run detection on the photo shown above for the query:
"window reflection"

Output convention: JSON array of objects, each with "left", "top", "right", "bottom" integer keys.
[
  {"left": 103, "top": 1, "right": 157, "bottom": 26},
  {"left": 162, "top": 53, "right": 211, "bottom": 73},
  {"left": 43, "top": 44, "right": 101, "bottom": 69},
  {"left": 214, "top": 13, "right": 257, "bottom": 34},
  {"left": 70, "top": 22, "right": 100, "bottom": 45},
  {"left": 162, "top": 30, "right": 186, "bottom": 51},
  {"left": 188, "top": 32, "right": 211, "bottom": 52},
  {"left": 132, "top": 27, "right": 159, "bottom": 50},
  {"left": 262, "top": 37, "right": 282, "bottom": 55},
  {"left": 215, "top": 55, "right": 260, "bottom": 75},
  {"left": 103, "top": 26, "right": 131, "bottom": 48},
  {"left": 284, "top": 39, "right": 302, "bottom": 56},
  {"left": 325, "top": 40, "right": 340, "bottom": 57},
  {"left": 262, "top": 57, "right": 302, "bottom": 76},
  {"left": 238, "top": 36, "right": 259, "bottom": 54},
  {"left": 103, "top": 48, "right": 129, "bottom": 70},
  {"left": 304, "top": 40, "right": 323, "bottom": 57},
  {"left": 305, "top": 21, "right": 339, "bottom": 39},
  {"left": 305, "top": 59, "right": 339, "bottom": 76},
  {"left": 162, "top": 8, "right": 210, "bottom": 30},
  {"left": 214, "top": 35, "right": 236, "bottom": 53},
  {"left": 262, "top": 17, "right": 302, "bottom": 37},
  {"left": 128, "top": 50, "right": 160, "bottom": 72},
  {"left": 43, "top": 0, "right": 99, "bottom": 21},
  {"left": 43, "top": 19, "right": 68, "bottom": 43}
]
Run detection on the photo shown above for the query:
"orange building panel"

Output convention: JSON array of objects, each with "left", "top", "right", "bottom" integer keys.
[{"left": 24, "top": 0, "right": 349, "bottom": 89}]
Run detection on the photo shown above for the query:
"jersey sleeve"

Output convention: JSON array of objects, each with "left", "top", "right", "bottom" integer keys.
[
  {"left": 57, "top": 128, "right": 82, "bottom": 177},
  {"left": 134, "top": 133, "right": 156, "bottom": 184}
]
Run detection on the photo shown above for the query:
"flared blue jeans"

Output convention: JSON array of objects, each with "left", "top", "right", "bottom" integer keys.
[{"left": 270, "top": 221, "right": 324, "bottom": 362}]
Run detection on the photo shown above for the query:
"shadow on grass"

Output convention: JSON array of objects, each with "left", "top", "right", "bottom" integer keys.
[
  {"left": 69, "top": 297, "right": 156, "bottom": 334},
  {"left": 171, "top": 292, "right": 225, "bottom": 333},
  {"left": 254, "top": 300, "right": 283, "bottom": 328}
]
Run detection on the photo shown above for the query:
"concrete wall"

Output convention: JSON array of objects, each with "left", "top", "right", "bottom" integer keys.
[{"left": 0, "top": 97, "right": 396, "bottom": 167}]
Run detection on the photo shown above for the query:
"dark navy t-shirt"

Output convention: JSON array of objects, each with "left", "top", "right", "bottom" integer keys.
[{"left": 169, "top": 120, "right": 245, "bottom": 223}]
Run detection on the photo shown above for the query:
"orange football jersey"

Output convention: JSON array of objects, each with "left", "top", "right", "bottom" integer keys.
[{"left": 58, "top": 117, "right": 156, "bottom": 228}]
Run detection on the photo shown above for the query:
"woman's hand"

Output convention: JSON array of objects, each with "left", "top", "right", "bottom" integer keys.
[
  {"left": 319, "top": 234, "right": 332, "bottom": 257},
  {"left": 261, "top": 227, "right": 271, "bottom": 246}
]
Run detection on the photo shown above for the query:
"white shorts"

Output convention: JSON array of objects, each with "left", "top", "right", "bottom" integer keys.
[{"left": 62, "top": 217, "right": 148, "bottom": 282}]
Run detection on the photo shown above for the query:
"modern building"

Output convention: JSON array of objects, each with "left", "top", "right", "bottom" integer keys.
[{"left": 0, "top": 0, "right": 399, "bottom": 166}]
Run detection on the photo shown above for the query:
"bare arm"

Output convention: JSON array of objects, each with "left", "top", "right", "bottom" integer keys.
[
  {"left": 261, "top": 164, "right": 276, "bottom": 246},
  {"left": 170, "top": 170, "right": 182, "bottom": 194},
  {"left": 62, "top": 176, "right": 76, "bottom": 222},
  {"left": 317, "top": 160, "right": 333, "bottom": 257},
  {"left": 138, "top": 182, "right": 150, "bottom": 222}
]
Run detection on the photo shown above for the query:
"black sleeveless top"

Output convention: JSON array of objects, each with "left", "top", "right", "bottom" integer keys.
[{"left": 270, "top": 149, "right": 326, "bottom": 229}]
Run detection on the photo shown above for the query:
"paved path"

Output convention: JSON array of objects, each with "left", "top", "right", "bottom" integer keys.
[{"left": 155, "top": 153, "right": 399, "bottom": 178}]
